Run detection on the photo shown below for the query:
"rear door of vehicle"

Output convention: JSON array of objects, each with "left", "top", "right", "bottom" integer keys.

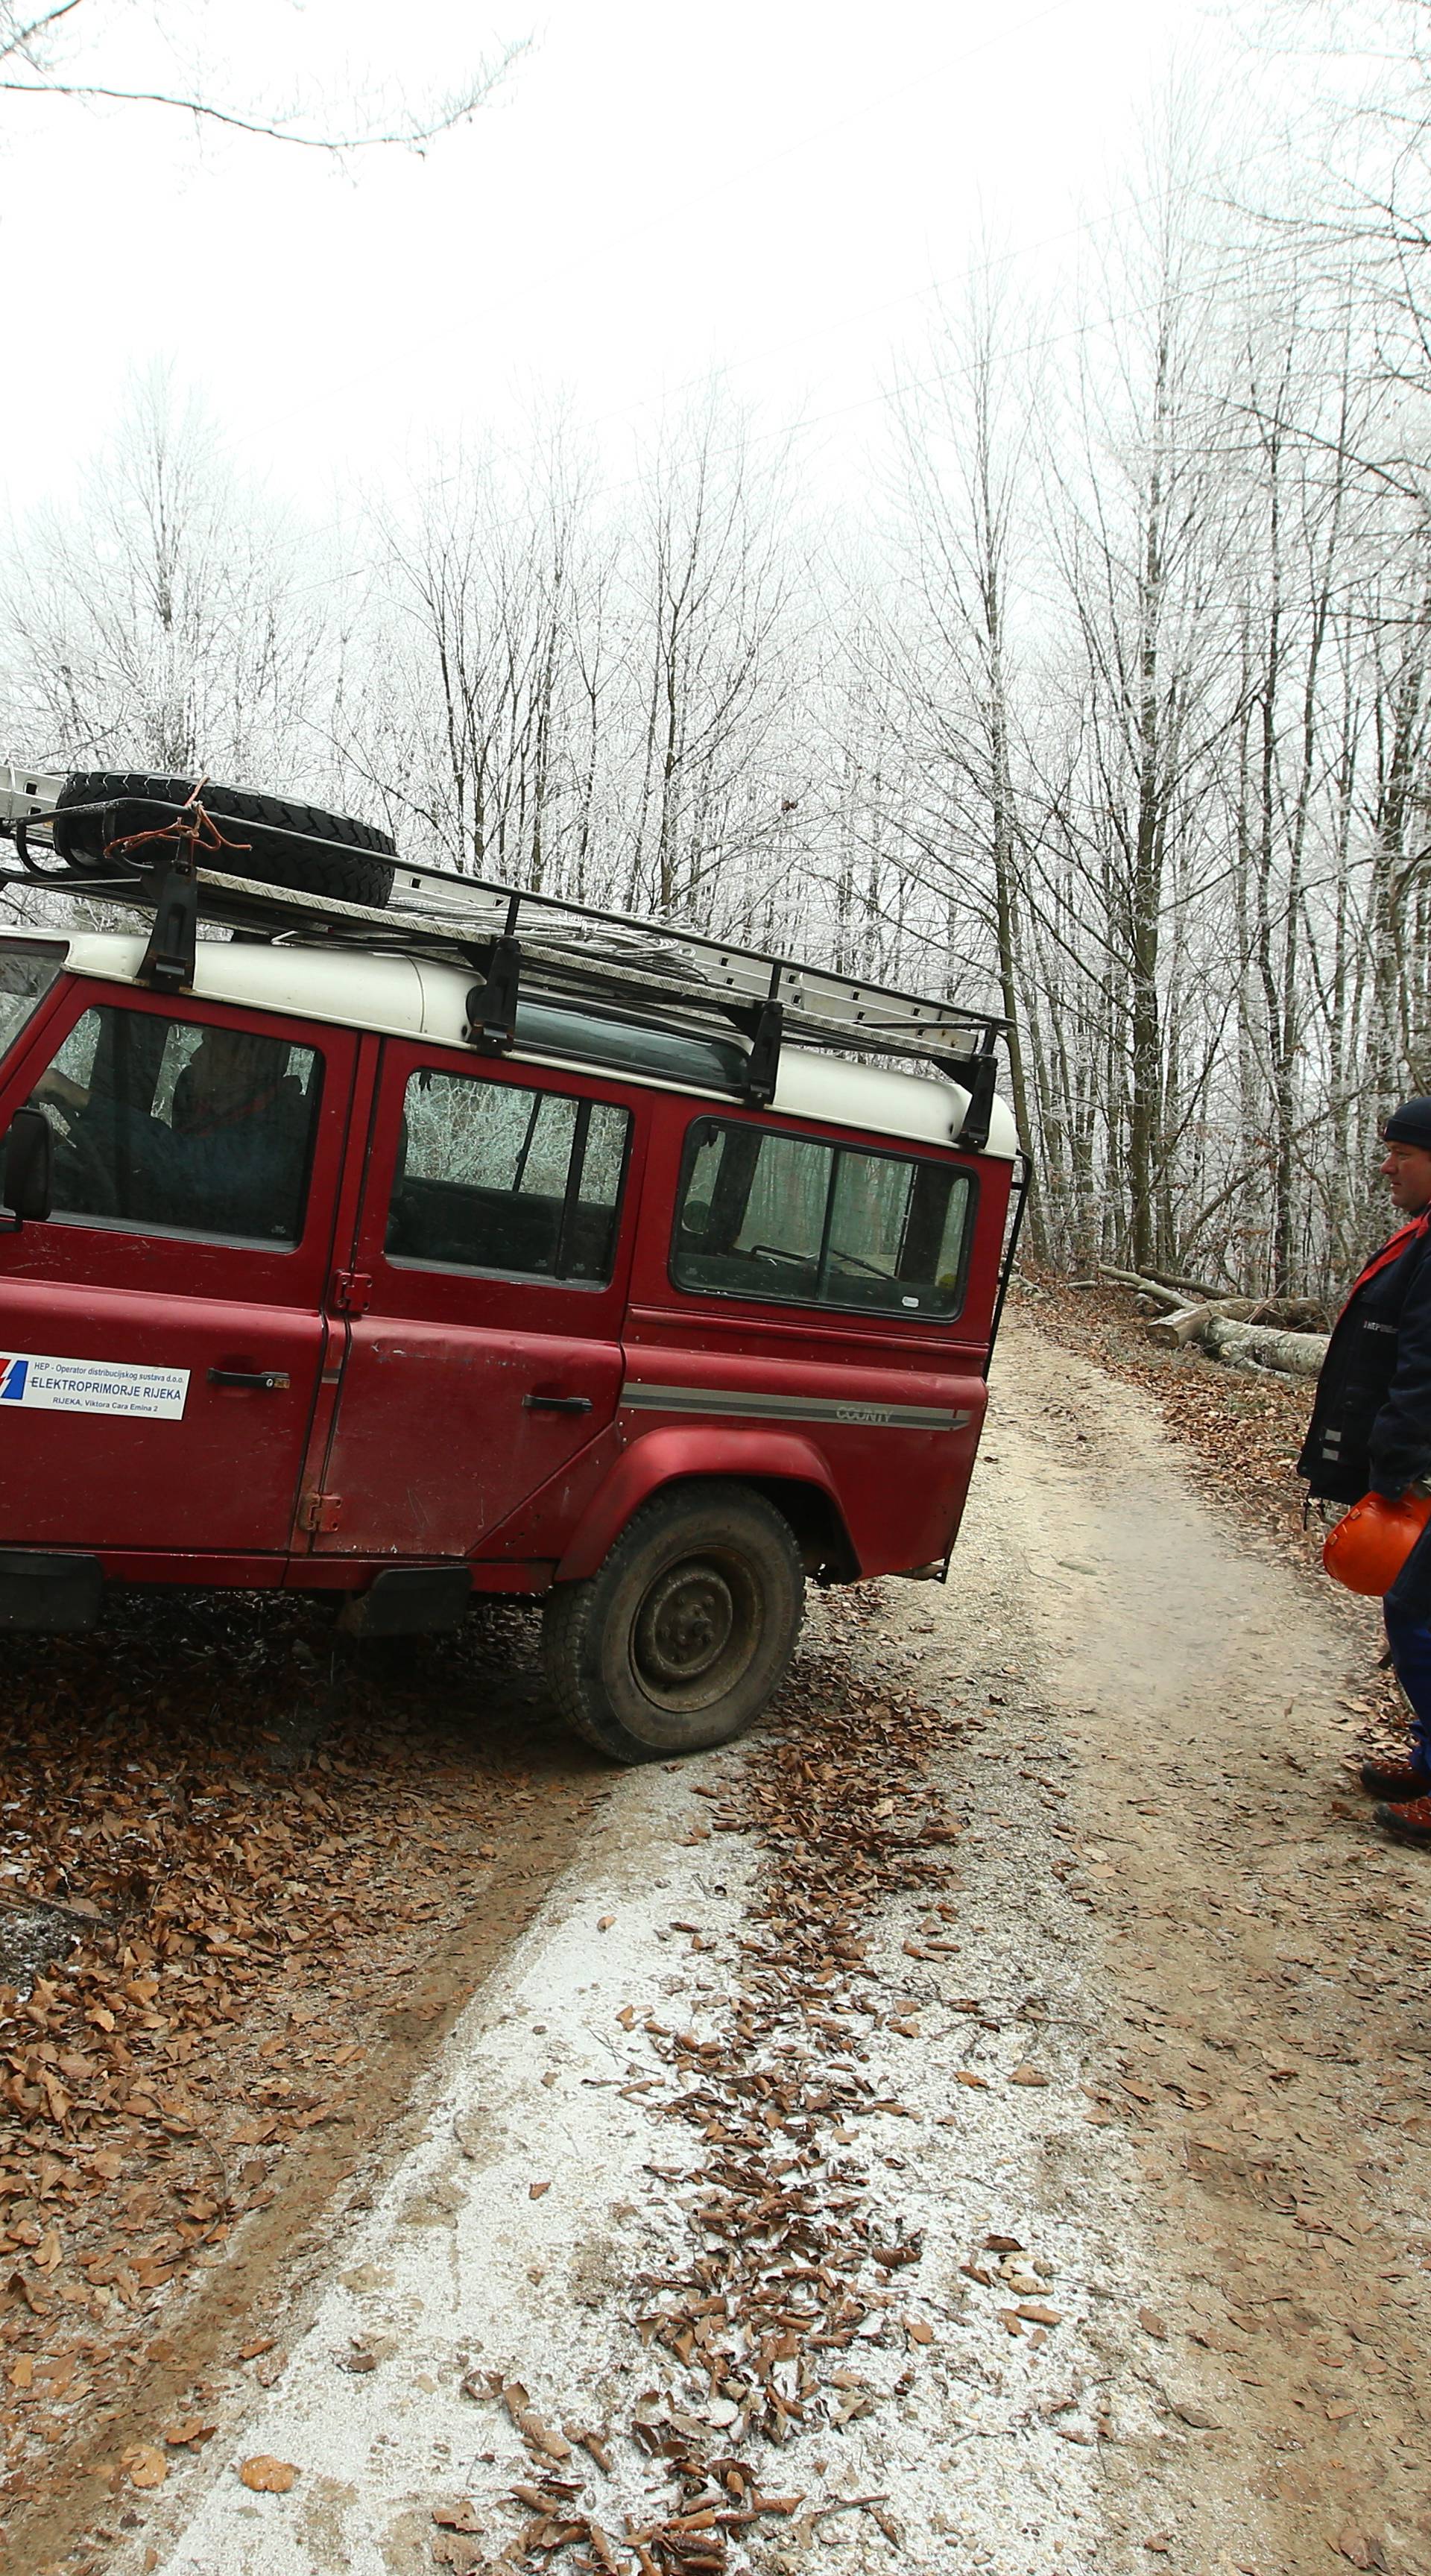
[
  {"left": 625, "top": 1102, "right": 999, "bottom": 1577},
  {"left": 308, "top": 1040, "right": 641, "bottom": 1559},
  {"left": 0, "top": 977, "right": 356, "bottom": 1559}
]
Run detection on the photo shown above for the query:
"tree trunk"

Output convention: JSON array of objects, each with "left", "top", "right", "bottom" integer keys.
[{"left": 1201, "top": 1316, "right": 1327, "bottom": 1376}]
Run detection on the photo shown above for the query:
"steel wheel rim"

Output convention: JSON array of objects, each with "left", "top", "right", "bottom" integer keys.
[{"left": 628, "top": 1546, "right": 762, "bottom": 1714}]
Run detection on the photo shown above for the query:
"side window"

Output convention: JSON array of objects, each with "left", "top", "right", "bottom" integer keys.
[
  {"left": 672, "top": 1117, "right": 974, "bottom": 1319},
  {"left": 31, "top": 1005, "right": 323, "bottom": 1246},
  {"left": 387, "top": 1067, "right": 631, "bottom": 1284}
]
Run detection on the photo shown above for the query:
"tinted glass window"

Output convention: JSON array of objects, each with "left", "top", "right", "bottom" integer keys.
[
  {"left": 31, "top": 1006, "right": 322, "bottom": 1245},
  {"left": 388, "top": 1068, "right": 631, "bottom": 1284},
  {"left": 672, "top": 1117, "right": 973, "bottom": 1319}
]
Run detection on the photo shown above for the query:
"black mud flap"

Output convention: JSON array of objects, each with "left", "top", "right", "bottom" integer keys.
[
  {"left": 0, "top": 1552, "right": 103, "bottom": 1631},
  {"left": 336, "top": 1564, "right": 473, "bottom": 1638}
]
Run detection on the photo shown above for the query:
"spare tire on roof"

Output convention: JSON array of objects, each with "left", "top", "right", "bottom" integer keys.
[{"left": 51, "top": 770, "right": 397, "bottom": 912}]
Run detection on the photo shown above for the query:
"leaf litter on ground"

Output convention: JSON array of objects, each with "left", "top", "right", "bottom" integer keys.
[
  {"left": 0, "top": 1588, "right": 556, "bottom": 2517},
  {"left": 457, "top": 1601, "right": 985, "bottom": 2576}
]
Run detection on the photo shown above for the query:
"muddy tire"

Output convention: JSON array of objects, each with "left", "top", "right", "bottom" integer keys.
[
  {"left": 52, "top": 770, "right": 397, "bottom": 910},
  {"left": 542, "top": 1482, "right": 805, "bottom": 1764}
]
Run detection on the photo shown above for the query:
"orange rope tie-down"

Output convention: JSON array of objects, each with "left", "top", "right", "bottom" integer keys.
[{"left": 104, "top": 775, "right": 252, "bottom": 871}]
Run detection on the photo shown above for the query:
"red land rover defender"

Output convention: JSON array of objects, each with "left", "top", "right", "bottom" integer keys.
[{"left": 0, "top": 767, "right": 1025, "bottom": 1763}]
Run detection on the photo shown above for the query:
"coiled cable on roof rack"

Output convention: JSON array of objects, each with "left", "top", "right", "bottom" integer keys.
[{"left": 104, "top": 777, "right": 253, "bottom": 873}]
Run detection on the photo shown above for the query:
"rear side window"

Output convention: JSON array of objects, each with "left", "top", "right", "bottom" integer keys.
[
  {"left": 672, "top": 1117, "right": 973, "bottom": 1319},
  {"left": 388, "top": 1068, "right": 631, "bottom": 1284},
  {"left": 32, "top": 1004, "right": 323, "bottom": 1246}
]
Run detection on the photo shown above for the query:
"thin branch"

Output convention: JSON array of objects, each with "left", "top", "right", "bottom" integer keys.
[{"left": 0, "top": 40, "right": 529, "bottom": 153}]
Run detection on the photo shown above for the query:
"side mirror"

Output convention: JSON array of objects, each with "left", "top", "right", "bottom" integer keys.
[{"left": 1, "top": 1105, "right": 53, "bottom": 1229}]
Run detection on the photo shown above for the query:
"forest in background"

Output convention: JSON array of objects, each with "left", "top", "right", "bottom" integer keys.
[{"left": 4, "top": 2, "right": 1431, "bottom": 1298}]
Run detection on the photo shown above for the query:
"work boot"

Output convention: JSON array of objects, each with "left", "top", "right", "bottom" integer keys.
[
  {"left": 1374, "top": 1793, "right": 1431, "bottom": 1846},
  {"left": 1359, "top": 1756, "right": 1431, "bottom": 1798}
]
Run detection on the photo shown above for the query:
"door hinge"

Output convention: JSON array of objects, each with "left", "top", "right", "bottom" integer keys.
[
  {"left": 332, "top": 1269, "right": 372, "bottom": 1316},
  {"left": 299, "top": 1489, "right": 344, "bottom": 1535}
]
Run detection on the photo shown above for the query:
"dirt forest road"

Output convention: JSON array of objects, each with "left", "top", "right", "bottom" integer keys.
[{"left": 18, "top": 1312, "right": 1431, "bottom": 2576}]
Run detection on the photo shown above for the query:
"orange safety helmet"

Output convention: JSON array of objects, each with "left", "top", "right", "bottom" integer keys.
[{"left": 1322, "top": 1490, "right": 1431, "bottom": 1597}]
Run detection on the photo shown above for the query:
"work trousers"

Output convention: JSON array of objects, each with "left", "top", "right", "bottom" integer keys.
[{"left": 1383, "top": 1600, "right": 1431, "bottom": 1779}]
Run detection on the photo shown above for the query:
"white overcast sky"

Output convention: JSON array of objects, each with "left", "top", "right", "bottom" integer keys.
[{"left": 0, "top": 0, "right": 1235, "bottom": 520}]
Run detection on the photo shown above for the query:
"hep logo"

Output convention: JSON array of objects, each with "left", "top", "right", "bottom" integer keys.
[{"left": 0, "top": 1358, "right": 29, "bottom": 1401}]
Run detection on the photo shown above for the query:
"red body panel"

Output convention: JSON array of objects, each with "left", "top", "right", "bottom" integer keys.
[
  {"left": 554, "top": 1421, "right": 845, "bottom": 1579},
  {"left": 0, "top": 979, "right": 356, "bottom": 1556},
  {"left": 307, "top": 1041, "right": 642, "bottom": 1558},
  {"left": 0, "top": 972, "right": 1008, "bottom": 1596},
  {"left": 605, "top": 1099, "right": 1007, "bottom": 1579}
]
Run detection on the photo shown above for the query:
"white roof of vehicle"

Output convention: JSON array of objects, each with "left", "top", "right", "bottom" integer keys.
[{"left": 40, "top": 931, "right": 1020, "bottom": 1161}]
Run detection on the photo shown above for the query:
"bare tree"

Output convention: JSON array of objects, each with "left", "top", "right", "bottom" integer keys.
[
  {"left": 885, "top": 250, "right": 1042, "bottom": 1212},
  {"left": 343, "top": 430, "right": 595, "bottom": 888},
  {"left": 4, "top": 370, "right": 332, "bottom": 786},
  {"left": 625, "top": 398, "right": 799, "bottom": 924}
]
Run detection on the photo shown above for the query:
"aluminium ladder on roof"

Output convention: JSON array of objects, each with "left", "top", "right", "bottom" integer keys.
[{"left": 0, "top": 779, "right": 1008, "bottom": 1143}]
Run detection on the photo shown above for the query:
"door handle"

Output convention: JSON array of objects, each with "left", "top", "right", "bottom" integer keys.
[
  {"left": 523, "top": 1392, "right": 593, "bottom": 1413},
  {"left": 207, "top": 1368, "right": 291, "bottom": 1392}
]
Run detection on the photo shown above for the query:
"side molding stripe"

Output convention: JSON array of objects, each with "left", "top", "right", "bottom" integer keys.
[{"left": 620, "top": 1383, "right": 970, "bottom": 1433}]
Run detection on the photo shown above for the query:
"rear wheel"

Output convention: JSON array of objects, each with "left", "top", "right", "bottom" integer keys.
[{"left": 542, "top": 1482, "right": 805, "bottom": 1763}]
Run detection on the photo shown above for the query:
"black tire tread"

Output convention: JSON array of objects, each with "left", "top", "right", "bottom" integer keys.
[
  {"left": 54, "top": 769, "right": 397, "bottom": 910},
  {"left": 540, "top": 1480, "right": 805, "bottom": 1764},
  {"left": 540, "top": 1576, "right": 609, "bottom": 1755}
]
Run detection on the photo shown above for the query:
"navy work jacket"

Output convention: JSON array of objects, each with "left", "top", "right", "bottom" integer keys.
[{"left": 1298, "top": 1213, "right": 1431, "bottom": 1509}]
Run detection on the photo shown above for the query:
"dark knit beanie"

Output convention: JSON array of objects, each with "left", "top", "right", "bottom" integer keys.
[{"left": 1383, "top": 1097, "right": 1431, "bottom": 1149}]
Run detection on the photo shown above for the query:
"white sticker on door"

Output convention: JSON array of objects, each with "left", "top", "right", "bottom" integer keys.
[{"left": 0, "top": 1352, "right": 189, "bottom": 1419}]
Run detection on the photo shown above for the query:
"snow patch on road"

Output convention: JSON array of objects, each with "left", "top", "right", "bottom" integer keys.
[
  {"left": 133, "top": 1626, "right": 1169, "bottom": 2576},
  {"left": 139, "top": 1761, "right": 752, "bottom": 2572}
]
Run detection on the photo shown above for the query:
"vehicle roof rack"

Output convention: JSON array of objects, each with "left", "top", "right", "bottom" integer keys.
[{"left": 0, "top": 782, "right": 1007, "bottom": 1114}]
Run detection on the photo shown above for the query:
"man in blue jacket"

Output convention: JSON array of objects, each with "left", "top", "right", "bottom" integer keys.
[{"left": 1301, "top": 1099, "right": 1431, "bottom": 1843}]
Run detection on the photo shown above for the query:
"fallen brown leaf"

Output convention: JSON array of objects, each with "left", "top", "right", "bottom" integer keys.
[
  {"left": 239, "top": 2454, "right": 299, "bottom": 2493},
  {"left": 432, "top": 2536, "right": 485, "bottom": 2572},
  {"left": 122, "top": 2444, "right": 168, "bottom": 2490},
  {"left": 1332, "top": 2533, "right": 1383, "bottom": 2572}
]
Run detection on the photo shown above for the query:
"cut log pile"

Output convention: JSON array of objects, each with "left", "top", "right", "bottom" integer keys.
[{"left": 1096, "top": 1267, "right": 1330, "bottom": 1380}]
